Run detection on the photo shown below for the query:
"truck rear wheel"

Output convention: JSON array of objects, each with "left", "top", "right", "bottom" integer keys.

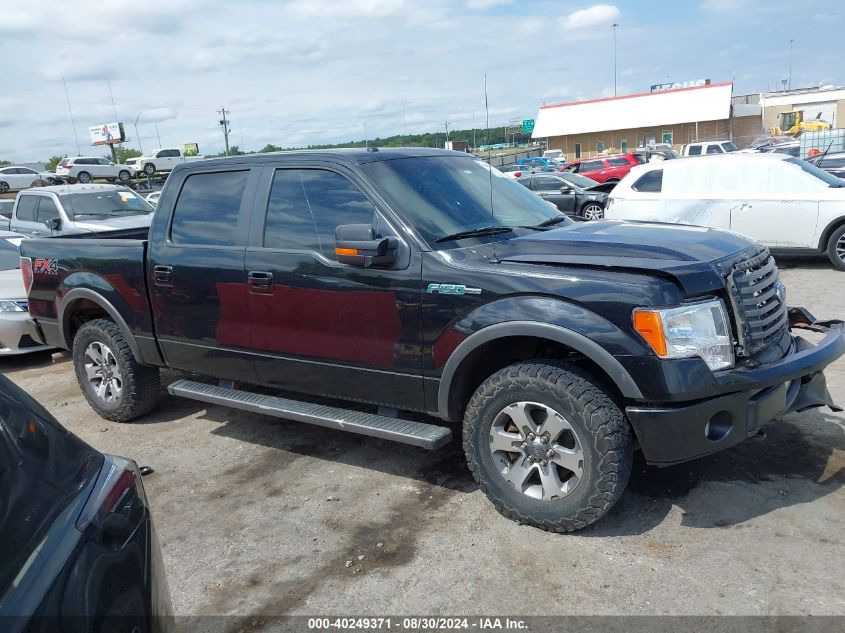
[
  {"left": 72, "top": 318, "right": 160, "bottom": 422},
  {"left": 143, "top": 163, "right": 156, "bottom": 176},
  {"left": 462, "top": 361, "right": 632, "bottom": 532},
  {"left": 827, "top": 224, "right": 845, "bottom": 271}
]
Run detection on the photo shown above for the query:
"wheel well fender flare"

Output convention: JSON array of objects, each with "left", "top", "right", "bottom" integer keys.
[
  {"left": 58, "top": 288, "right": 142, "bottom": 361},
  {"left": 819, "top": 216, "right": 845, "bottom": 250},
  {"left": 436, "top": 320, "right": 643, "bottom": 420}
]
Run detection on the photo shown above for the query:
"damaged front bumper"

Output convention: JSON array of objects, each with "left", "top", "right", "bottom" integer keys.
[{"left": 627, "top": 307, "right": 844, "bottom": 466}]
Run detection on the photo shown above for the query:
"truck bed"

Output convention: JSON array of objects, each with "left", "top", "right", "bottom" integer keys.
[{"left": 20, "top": 230, "right": 157, "bottom": 362}]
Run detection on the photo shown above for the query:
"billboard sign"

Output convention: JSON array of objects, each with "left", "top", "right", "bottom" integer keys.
[
  {"left": 184, "top": 143, "right": 199, "bottom": 156},
  {"left": 89, "top": 122, "right": 126, "bottom": 146},
  {"left": 650, "top": 78, "right": 711, "bottom": 93}
]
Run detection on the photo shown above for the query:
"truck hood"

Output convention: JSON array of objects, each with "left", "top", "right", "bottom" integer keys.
[
  {"left": 0, "top": 268, "right": 26, "bottom": 301},
  {"left": 490, "top": 220, "right": 758, "bottom": 296},
  {"left": 72, "top": 214, "right": 153, "bottom": 232}
]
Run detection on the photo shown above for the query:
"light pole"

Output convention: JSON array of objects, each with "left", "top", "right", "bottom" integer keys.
[
  {"left": 363, "top": 119, "right": 371, "bottom": 149},
  {"left": 611, "top": 23, "right": 620, "bottom": 97},
  {"left": 134, "top": 113, "right": 143, "bottom": 154},
  {"left": 787, "top": 39, "right": 794, "bottom": 91}
]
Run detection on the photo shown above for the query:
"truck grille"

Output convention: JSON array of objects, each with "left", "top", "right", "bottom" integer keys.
[{"left": 726, "top": 248, "right": 788, "bottom": 357}]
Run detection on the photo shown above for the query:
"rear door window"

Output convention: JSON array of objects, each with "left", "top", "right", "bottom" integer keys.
[
  {"left": 706, "top": 145, "right": 723, "bottom": 155},
  {"left": 171, "top": 170, "right": 248, "bottom": 246},
  {"left": 687, "top": 146, "right": 702, "bottom": 156},
  {"left": 15, "top": 196, "right": 38, "bottom": 221},
  {"left": 580, "top": 160, "right": 605, "bottom": 173}
]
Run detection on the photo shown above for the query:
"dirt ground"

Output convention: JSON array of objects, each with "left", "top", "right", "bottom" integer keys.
[{"left": 4, "top": 257, "right": 844, "bottom": 618}]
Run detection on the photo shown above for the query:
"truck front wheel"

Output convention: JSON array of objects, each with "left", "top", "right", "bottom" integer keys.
[
  {"left": 462, "top": 361, "right": 632, "bottom": 532},
  {"left": 143, "top": 163, "right": 156, "bottom": 176},
  {"left": 72, "top": 318, "right": 160, "bottom": 422}
]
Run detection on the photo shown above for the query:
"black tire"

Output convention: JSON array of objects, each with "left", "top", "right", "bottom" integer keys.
[
  {"left": 76, "top": 171, "right": 92, "bottom": 184},
  {"left": 118, "top": 169, "right": 131, "bottom": 182},
  {"left": 72, "top": 318, "right": 160, "bottom": 422},
  {"left": 827, "top": 224, "right": 845, "bottom": 271},
  {"left": 0, "top": 181, "right": 9, "bottom": 194},
  {"left": 463, "top": 361, "right": 632, "bottom": 533},
  {"left": 143, "top": 163, "right": 156, "bottom": 176}
]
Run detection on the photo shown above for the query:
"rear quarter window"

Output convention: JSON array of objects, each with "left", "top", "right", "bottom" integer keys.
[
  {"left": 631, "top": 170, "right": 663, "bottom": 193},
  {"left": 687, "top": 146, "right": 702, "bottom": 156},
  {"left": 170, "top": 170, "right": 248, "bottom": 246}
]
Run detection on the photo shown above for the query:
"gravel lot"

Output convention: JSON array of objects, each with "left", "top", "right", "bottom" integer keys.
[{"left": 4, "top": 257, "right": 844, "bottom": 621}]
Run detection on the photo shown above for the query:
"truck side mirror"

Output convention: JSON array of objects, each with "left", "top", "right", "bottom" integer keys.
[
  {"left": 45, "top": 218, "right": 61, "bottom": 231},
  {"left": 335, "top": 224, "right": 397, "bottom": 268}
]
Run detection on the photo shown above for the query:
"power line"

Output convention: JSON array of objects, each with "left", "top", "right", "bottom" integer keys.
[{"left": 62, "top": 78, "right": 81, "bottom": 155}]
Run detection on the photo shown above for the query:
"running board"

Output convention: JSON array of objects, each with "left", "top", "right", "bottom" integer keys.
[{"left": 167, "top": 379, "right": 452, "bottom": 450}]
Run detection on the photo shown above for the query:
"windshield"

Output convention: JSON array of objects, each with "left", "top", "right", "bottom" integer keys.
[
  {"left": 557, "top": 173, "right": 599, "bottom": 189},
  {"left": 59, "top": 189, "right": 155, "bottom": 220},
  {"left": 785, "top": 157, "right": 845, "bottom": 187},
  {"left": 362, "top": 156, "right": 569, "bottom": 247}
]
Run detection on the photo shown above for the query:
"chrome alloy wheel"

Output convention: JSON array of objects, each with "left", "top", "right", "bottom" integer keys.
[
  {"left": 488, "top": 401, "right": 584, "bottom": 501},
  {"left": 84, "top": 341, "right": 123, "bottom": 403}
]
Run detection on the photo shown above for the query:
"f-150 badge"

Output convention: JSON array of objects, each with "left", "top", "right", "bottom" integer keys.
[{"left": 426, "top": 283, "right": 481, "bottom": 295}]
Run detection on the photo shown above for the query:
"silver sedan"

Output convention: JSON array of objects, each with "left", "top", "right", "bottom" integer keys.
[{"left": 0, "top": 231, "right": 53, "bottom": 355}]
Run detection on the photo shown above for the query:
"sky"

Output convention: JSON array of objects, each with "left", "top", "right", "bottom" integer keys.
[{"left": 1, "top": 0, "right": 843, "bottom": 162}]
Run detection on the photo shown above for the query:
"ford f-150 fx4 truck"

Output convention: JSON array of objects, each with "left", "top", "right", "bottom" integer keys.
[{"left": 20, "top": 148, "right": 845, "bottom": 532}]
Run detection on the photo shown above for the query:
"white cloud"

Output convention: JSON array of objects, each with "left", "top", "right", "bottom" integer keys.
[
  {"left": 467, "top": 0, "right": 513, "bottom": 9},
  {"left": 287, "top": 0, "right": 405, "bottom": 18},
  {"left": 559, "top": 4, "right": 620, "bottom": 31},
  {"left": 701, "top": 0, "right": 748, "bottom": 11}
]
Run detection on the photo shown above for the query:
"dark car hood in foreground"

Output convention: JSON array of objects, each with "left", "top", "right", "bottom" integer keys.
[{"left": 492, "top": 220, "right": 756, "bottom": 296}]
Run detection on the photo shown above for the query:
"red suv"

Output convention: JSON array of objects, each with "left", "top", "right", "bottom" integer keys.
[{"left": 562, "top": 153, "right": 645, "bottom": 183}]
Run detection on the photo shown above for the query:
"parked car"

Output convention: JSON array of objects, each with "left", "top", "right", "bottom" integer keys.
[
  {"left": 0, "top": 374, "right": 173, "bottom": 630},
  {"left": 681, "top": 140, "right": 739, "bottom": 156},
  {"left": 561, "top": 153, "right": 645, "bottom": 183},
  {"left": 805, "top": 151, "right": 845, "bottom": 180},
  {"left": 542, "top": 149, "right": 564, "bottom": 162},
  {"left": 145, "top": 191, "right": 162, "bottom": 208},
  {"left": 55, "top": 157, "right": 133, "bottom": 184},
  {"left": 126, "top": 148, "right": 204, "bottom": 177},
  {"left": 9, "top": 185, "right": 154, "bottom": 238},
  {"left": 497, "top": 163, "right": 535, "bottom": 179},
  {"left": 0, "top": 200, "right": 13, "bottom": 229},
  {"left": 750, "top": 135, "right": 794, "bottom": 150},
  {"left": 516, "top": 173, "right": 610, "bottom": 220},
  {"left": 605, "top": 153, "right": 845, "bottom": 269},
  {"left": 517, "top": 157, "right": 554, "bottom": 169},
  {"left": 20, "top": 148, "right": 845, "bottom": 533},
  {"left": 0, "top": 166, "right": 56, "bottom": 193},
  {"left": 0, "top": 231, "right": 53, "bottom": 355}
]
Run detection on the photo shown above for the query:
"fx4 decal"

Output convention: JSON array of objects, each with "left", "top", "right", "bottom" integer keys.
[
  {"left": 33, "top": 258, "right": 58, "bottom": 274},
  {"left": 426, "top": 283, "right": 481, "bottom": 296}
]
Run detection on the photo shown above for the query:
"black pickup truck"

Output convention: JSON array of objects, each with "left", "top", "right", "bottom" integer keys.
[{"left": 20, "top": 148, "right": 845, "bottom": 532}]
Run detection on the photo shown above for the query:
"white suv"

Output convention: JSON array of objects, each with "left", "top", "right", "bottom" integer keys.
[
  {"left": 55, "top": 157, "right": 133, "bottom": 184},
  {"left": 681, "top": 141, "right": 739, "bottom": 156}
]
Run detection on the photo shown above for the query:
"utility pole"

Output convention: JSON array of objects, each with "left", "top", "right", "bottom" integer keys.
[
  {"left": 472, "top": 111, "right": 476, "bottom": 149},
  {"left": 611, "top": 23, "right": 620, "bottom": 97},
  {"left": 787, "top": 39, "right": 794, "bottom": 91},
  {"left": 155, "top": 124, "right": 162, "bottom": 148},
  {"left": 62, "top": 77, "right": 81, "bottom": 155},
  {"left": 444, "top": 120, "right": 450, "bottom": 144},
  {"left": 218, "top": 107, "right": 231, "bottom": 156},
  {"left": 363, "top": 118, "right": 370, "bottom": 149}
]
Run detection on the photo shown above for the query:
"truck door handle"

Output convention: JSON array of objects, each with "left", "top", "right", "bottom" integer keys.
[
  {"left": 248, "top": 270, "right": 274, "bottom": 292},
  {"left": 153, "top": 265, "right": 173, "bottom": 286},
  {"left": 738, "top": 203, "right": 753, "bottom": 210}
]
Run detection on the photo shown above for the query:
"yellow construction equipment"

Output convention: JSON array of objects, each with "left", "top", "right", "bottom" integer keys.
[{"left": 769, "top": 110, "right": 832, "bottom": 136}]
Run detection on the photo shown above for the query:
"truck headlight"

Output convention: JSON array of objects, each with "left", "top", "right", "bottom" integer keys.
[
  {"left": 0, "top": 300, "right": 25, "bottom": 313},
  {"left": 633, "top": 299, "right": 733, "bottom": 371}
]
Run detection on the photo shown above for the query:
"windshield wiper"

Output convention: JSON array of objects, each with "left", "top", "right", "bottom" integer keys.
[
  {"left": 535, "top": 215, "right": 568, "bottom": 228},
  {"left": 435, "top": 225, "right": 514, "bottom": 243}
]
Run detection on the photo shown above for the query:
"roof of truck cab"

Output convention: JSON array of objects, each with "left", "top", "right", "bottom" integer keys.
[
  {"left": 20, "top": 184, "right": 130, "bottom": 195},
  {"left": 184, "top": 147, "right": 470, "bottom": 170}
]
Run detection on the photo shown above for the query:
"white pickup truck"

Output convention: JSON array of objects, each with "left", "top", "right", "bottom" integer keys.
[{"left": 126, "top": 148, "right": 203, "bottom": 177}]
